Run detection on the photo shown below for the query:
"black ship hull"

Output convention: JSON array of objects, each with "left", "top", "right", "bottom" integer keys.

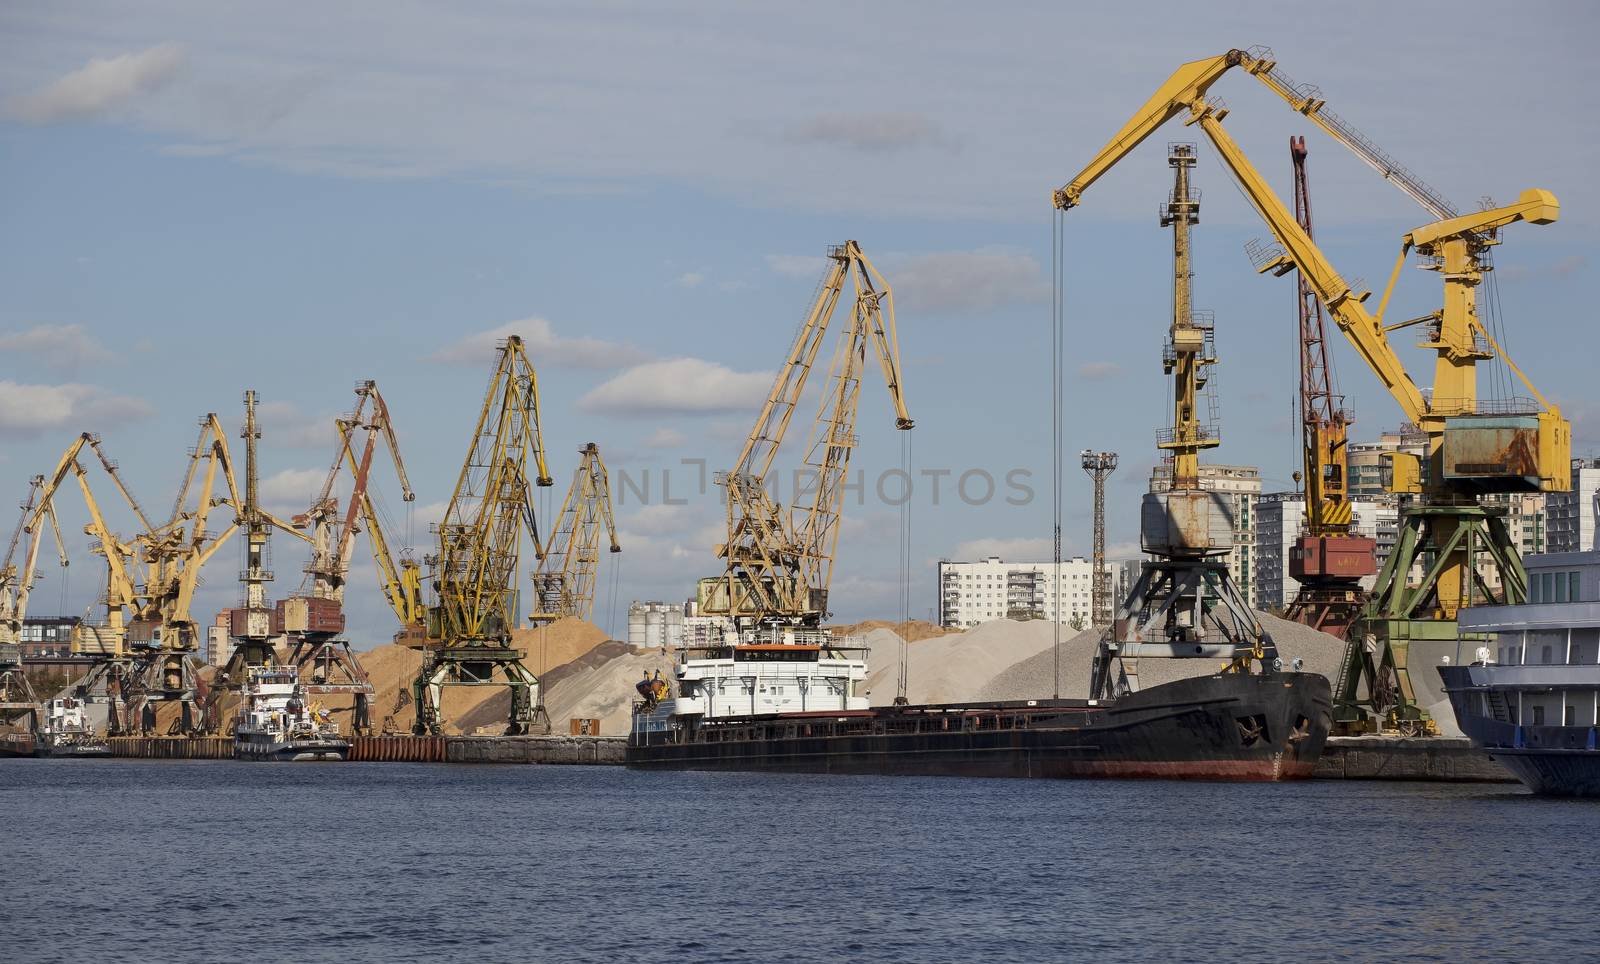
[
  {"left": 1439, "top": 664, "right": 1600, "bottom": 797},
  {"left": 628, "top": 672, "right": 1331, "bottom": 781},
  {"left": 234, "top": 733, "right": 350, "bottom": 762}
]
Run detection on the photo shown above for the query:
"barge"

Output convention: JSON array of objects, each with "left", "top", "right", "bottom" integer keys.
[{"left": 627, "top": 628, "right": 1331, "bottom": 780}]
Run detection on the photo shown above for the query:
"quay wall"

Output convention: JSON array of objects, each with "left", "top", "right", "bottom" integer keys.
[{"left": 1315, "top": 736, "right": 1514, "bottom": 782}]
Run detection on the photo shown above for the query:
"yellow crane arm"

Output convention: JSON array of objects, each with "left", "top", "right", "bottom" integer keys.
[
  {"left": 1191, "top": 113, "right": 1429, "bottom": 423},
  {"left": 1405, "top": 189, "right": 1558, "bottom": 251},
  {"left": 1053, "top": 53, "right": 1237, "bottom": 211},
  {"left": 73, "top": 464, "right": 139, "bottom": 608},
  {"left": 340, "top": 426, "right": 423, "bottom": 627},
  {"left": 1051, "top": 53, "right": 1429, "bottom": 425}
]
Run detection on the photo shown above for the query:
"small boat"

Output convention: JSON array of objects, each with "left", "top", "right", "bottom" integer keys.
[
  {"left": 35, "top": 696, "right": 111, "bottom": 758},
  {"left": 234, "top": 665, "right": 349, "bottom": 762}
]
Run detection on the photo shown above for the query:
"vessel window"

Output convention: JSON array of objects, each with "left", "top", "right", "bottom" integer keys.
[
  {"left": 1565, "top": 705, "right": 1576, "bottom": 726},
  {"left": 1555, "top": 576, "right": 1569, "bottom": 604},
  {"left": 1542, "top": 645, "right": 1553, "bottom": 665},
  {"left": 1532, "top": 705, "right": 1545, "bottom": 725},
  {"left": 1571, "top": 571, "right": 1582, "bottom": 602}
]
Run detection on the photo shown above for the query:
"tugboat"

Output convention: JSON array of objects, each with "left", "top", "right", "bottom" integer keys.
[
  {"left": 34, "top": 696, "right": 111, "bottom": 757},
  {"left": 234, "top": 665, "right": 348, "bottom": 761},
  {"left": 1439, "top": 549, "right": 1600, "bottom": 797}
]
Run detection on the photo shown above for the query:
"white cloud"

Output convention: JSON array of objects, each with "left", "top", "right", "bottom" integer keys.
[
  {"left": 676, "top": 272, "right": 704, "bottom": 288},
  {"left": 951, "top": 536, "right": 1054, "bottom": 562},
  {"left": 0, "top": 324, "right": 112, "bottom": 374},
  {"left": 260, "top": 467, "right": 327, "bottom": 507},
  {"left": 765, "top": 254, "right": 829, "bottom": 279},
  {"left": 579, "top": 358, "right": 773, "bottom": 416},
  {"left": 428, "top": 317, "right": 645, "bottom": 369},
  {"left": 0, "top": 381, "right": 152, "bottom": 438},
  {"left": 786, "top": 112, "right": 949, "bottom": 152},
  {"left": 1077, "top": 360, "right": 1122, "bottom": 380},
  {"left": 644, "top": 427, "right": 687, "bottom": 449},
  {"left": 885, "top": 247, "right": 1050, "bottom": 314},
  {"left": 6, "top": 43, "right": 185, "bottom": 123},
  {"left": 257, "top": 400, "right": 336, "bottom": 449},
  {"left": 623, "top": 503, "right": 695, "bottom": 537}
]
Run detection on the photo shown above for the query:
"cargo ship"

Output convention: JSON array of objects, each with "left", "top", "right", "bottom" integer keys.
[
  {"left": 1438, "top": 550, "right": 1600, "bottom": 797},
  {"left": 627, "top": 628, "right": 1332, "bottom": 780},
  {"left": 234, "top": 665, "right": 349, "bottom": 761}
]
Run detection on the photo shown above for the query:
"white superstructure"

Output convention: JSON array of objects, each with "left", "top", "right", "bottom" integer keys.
[
  {"left": 637, "top": 628, "right": 869, "bottom": 732},
  {"left": 235, "top": 665, "right": 346, "bottom": 760}
]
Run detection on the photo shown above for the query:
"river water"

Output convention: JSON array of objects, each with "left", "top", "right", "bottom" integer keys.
[{"left": 3, "top": 761, "right": 1596, "bottom": 963}]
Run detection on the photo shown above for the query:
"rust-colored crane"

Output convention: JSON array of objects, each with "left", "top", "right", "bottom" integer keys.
[{"left": 1283, "top": 136, "right": 1376, "bottom": 636}]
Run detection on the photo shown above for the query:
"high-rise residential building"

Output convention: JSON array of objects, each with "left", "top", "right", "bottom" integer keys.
[
  {"left": 1253, "top": 492, "right": 1396, "bottom": 611},
  {"left": 1548, "top": 457, "right": 1600, "bottom": 552},
  {"left": 207, "top": 610, "right": 236, "bottom": 666},
  {"left": 937, "top": 556, "right": 1096, "bottom": 629},
  {"left": 1149, "top": 462, "right": 1262, "bottom": 608}
]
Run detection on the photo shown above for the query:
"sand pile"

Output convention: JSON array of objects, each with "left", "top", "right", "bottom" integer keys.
[
  {"left": 861, "top": 620, "right": 1060, "bottom": 706},
  {"left": 832, "top": 619, "right": 949, "bottom": 642},
  {"left": 452, "top": 640, "right": 675, "bottom": 736},
  {"left": 977, "top": 612, "right": 1350, "bottom": 702},
  {"left": 355, "top": 617, "right": 612, "bottom": 733}
]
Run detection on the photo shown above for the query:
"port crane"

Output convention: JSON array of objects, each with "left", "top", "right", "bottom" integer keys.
[
  {"left": 413, "top": 335, "right": 554, "bottom": 735},
  {"left": 0, "top": 475, "right": 64, "bottom": 734},
  {"left": 276, "top": 381, "right": 417, "bottom": 730},
  {"left": 1283, "top": 136, "right": 1376, "bottom": 636},
  {"left": 700, "top": 240, "right": 913, "bottom": 630},
  {"left": 1054, "top": 46, "right": 1570, "bottom": 732},
  {"left": 1081, "top": 143, "right": 1279, "bottom": 700},
  {"left": 529, "top": 442, "right": 620, "bottom": 626},
  {"left": 5, "top": 434, "right": 153, "bottom": 733}
]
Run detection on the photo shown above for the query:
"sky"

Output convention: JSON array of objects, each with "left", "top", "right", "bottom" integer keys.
[{"left": 1, "top": 1, "right": 1596, "bottom": 643}]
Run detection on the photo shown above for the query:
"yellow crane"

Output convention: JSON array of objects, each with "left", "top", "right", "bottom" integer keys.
[
  {"left": 530, "top": 442, "right": 620, "bottom": 626},
  {"left": 413, "top": 334, "right": 554, "bottom": 735},
  {"left": 700, "top": 240, "right": 913, "bottom": 629},
  {"left": 2, "top": 434, "right": 150, "bottom": 733},
  {"left": 1054, "top": 46, "right": 1569, "bottom": 732}
]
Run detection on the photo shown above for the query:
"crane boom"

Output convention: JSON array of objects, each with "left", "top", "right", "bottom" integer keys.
[
  {"left": 413, "top": 334, "right": 555, "bottom": 736},
  {"left": 530, "top": 443, "right": 621, "bottom": 625},
  {"left": 705, "top": 240, "right": 913, "bottom": 628},
  {"left": 1054, "top": 47, "right": 1571, "bottom": 731}
]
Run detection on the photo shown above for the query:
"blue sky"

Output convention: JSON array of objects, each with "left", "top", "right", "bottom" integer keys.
[{"left": 2, "top": 1, "right": 1596, "bottom": 642}]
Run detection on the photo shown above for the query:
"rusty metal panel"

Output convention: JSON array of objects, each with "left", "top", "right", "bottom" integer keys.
[
  {"left": 1442, "top": 415, "right": 1544, "bottom": 492},
  {"left": 1140, "top": 491, "right": 1233, "bottom": 556},
  {"left": 1290, "top": 535, "right": 1377, "bottom": 580}
]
